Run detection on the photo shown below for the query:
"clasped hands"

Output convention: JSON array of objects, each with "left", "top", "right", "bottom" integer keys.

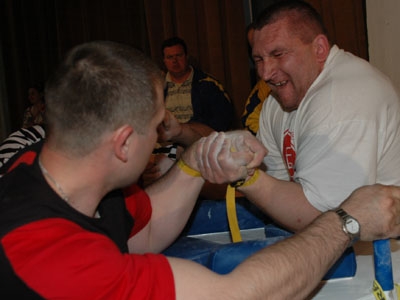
[{"left": 181, "top": 130, "right": 267, "bottom": 184}]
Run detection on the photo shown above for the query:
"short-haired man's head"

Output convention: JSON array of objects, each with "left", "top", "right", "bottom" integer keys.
[
  {"left": 254, "top": 0, "right": 329, "bottom": 45},
  {"left": 161, "top": 37, "right": 188, "bottom": 57},
  {"left": 45, "top": 41, "right": 164, "bottom": 156}
]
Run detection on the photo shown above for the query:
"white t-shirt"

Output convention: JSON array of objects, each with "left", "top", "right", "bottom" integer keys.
[{"left": 258, "top": 45, "right": 400, "bottom": 211}]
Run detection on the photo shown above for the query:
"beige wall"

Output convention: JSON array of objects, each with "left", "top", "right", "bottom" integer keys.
[{"left": 366, "top": 0, "right": 400, "bottom": 93}]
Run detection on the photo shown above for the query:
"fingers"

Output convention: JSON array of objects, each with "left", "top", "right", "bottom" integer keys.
[
  {"left": 196, "top": 132, "right": 224, "bottom": 182},
  {"left": 375, "top": 185, "right": 400, "bottom": 237},
  {"left": 182, "top": 130, "right": 266, "bottom": 184},
  {"left": 343, "top": 184, "right": 400, "bottom": 241},
  {"left": 227, "top": 130, "right": 267, "bottom": 169},
  {"left": 389, "top": 185, "right": 400, "bottom": 211},
  {"left": 221, "top": 135, "right": 250, "bottom": 180},
  {"left": 387, "top": 185, "right": 400, "bottom": 236},
  {"left": 226, "top": 140, "right": 255, "bottom": 177},
  {"left": 191, "top": 131, "right": 265, "bottom": 184},
  {"left": 242, "top": 132, "right": 268, "bottom": 168}
]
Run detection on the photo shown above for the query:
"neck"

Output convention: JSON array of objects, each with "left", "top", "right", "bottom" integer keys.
[
  {"left": 39, "top": 144, "right": 109, "bottom": 218},
  {"left": 170, "top": 67, "right": 191, "bottom": 83},
  {"left": 38, "top": 158, "right": 69, "bottom": 202}
]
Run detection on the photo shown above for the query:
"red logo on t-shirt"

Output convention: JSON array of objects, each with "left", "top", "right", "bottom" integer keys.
[{"left": 283, "top": 129, "right": 296, "bottom": 181}]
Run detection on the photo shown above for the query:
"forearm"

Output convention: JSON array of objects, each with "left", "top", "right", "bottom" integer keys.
[
  {"left": 227, "top": 211, "right": 348, "bottom": 299},
  {"left": 239, "top": 171, "right": 321, "bottom": 232},
  {"left": 131, "top": 163, "right": 204, "bottom": 253},
  {"left": 169, "top": 184, "right": 400, "bottom": 299},
  {"left": 168, "top": 211, "right": 349, "bottom": 300}
]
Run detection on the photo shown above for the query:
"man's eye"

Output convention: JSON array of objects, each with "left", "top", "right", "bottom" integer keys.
[
  {"left": 273, "top": 51, "right": 287, "bottom": 58},
  {"left": 166, "top": 53, "right": 184, "bottom": 60}
]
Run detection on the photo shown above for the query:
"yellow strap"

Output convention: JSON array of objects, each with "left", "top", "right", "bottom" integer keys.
[
  {"left": 226, "top": 185, "right": 242, "bottom": 243},
  {"left": 178, "top": 149, "right": 261, "bottom": 244},
  {"left": 373, "top": 280, "right": 400, "bottom": 300},
  {"left": 225, "top": 169, "right": 260, "bottom": 243},
  {"left": 241, "top": 169, "right": 260, "bottom": 188},
  {"left": 177, "top": 159, "right": 201, "bottom": 177},
  {"left": 373, "top": 280, "right": 388, "bottom": 300}
]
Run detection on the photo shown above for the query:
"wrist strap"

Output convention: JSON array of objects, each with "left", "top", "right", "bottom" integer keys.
[
  {"left": 372, "top": 279, "right": 400, "bottom": 300},
  {"left": 242, "top": 169, "right": 260, "bottom": 188},
  {"left": 177, "top": 159, "right": 201, "bottom": 177},
  {"left": 226, "top": 169, "right": 260, "bottom": 243}
]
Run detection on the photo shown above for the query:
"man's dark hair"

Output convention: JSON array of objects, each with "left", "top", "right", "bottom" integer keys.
[
  {"left": 45, "top": 41, "right": 163, "bottom": 156},
  {"left": 161, "top": 37, "right": 188, "bottom": 56},
  {"left": 254, "top": 0, "right": 329, "bottom": 44}
]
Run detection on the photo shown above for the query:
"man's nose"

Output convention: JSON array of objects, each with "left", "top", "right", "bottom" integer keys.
[{"left": 258, "top": 58, "right": 276, "bottom": 82}]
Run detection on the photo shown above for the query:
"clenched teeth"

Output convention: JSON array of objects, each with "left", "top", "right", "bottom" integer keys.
[{"left": 270, "top": 80, "right": 288, "bottom": 87}]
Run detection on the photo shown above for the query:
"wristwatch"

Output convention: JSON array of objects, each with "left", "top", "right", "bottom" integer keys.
[{"left": 334, "top": 208, "right": 360, "bottom": 245}]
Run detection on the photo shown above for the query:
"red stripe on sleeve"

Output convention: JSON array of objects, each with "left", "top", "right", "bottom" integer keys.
[
  {"left": 7, "top": 151, "right": 37, "bottom": 172},
  {"left": 123, "top": 184, "right": 152, "bottom": 236},
  {"left": 2, "top": 218, "right": 175, "bottom": 299}
]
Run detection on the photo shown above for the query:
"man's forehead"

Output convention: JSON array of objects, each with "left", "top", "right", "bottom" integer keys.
[
  {"left": 253, "top": 20, "right": 292, "bottom": 51},
  {"left": 164, "top": 45, "right": 185, "bottom": 54},
  {"left": 255, "top": 18, "right": 291, "bottom": 38}
]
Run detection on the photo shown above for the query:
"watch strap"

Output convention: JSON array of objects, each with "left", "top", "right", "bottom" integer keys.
[{"left": 334, "top": 208, "right": 360, "bottom": 246}]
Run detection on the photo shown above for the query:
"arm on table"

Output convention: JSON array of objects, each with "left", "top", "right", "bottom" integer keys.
[
  {"left": 168, "top": 184, "right": 400, "bottom": 300},
  {"left": 129, "top": 161, "right": 205, "bottom": 254},
  {"left": 239, "top": 172, "right": 321, "bottom": 232}
]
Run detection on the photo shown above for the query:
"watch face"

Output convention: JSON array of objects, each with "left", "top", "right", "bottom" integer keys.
[{"left": 345, "top": 218, "right": 360, "bottom": 234}]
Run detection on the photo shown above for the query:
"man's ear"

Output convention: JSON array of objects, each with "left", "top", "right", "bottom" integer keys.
[
  {"left": 313, "top": 34, "right": 330, "bottom": 64},
  {"left": 113, "top": 125, "right": 134, "bottom": 163}
]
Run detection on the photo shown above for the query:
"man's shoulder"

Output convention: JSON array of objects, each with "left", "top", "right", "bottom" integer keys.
[
  {"left": 192, "top": 66, "right": 229, "bottom": 97},
  {"left": 0, "top": 125, "right": 45, "bottom": 169},
  {"left": 192, "top": 66, "right": 220, "bottom": 84},
  {"left": 191, "top": 66, "right": 206, "bottom": 78},
  {"left": 0, "top": 140, "right": 43, "bottom": 175}
]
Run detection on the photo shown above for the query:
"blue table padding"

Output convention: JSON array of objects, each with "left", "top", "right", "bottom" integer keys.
[
  {"left": 165, "top": 199, "right": 356, "bottom": 280},
  {"left": 264, "top": 223, "right": 294, "bottom": 237},
  {"left": 184, "top": 198, "right": 271, "bottom": 235},
  {"left": 263, "top": 224, "right": 356, "bottom": 279},
  {"left": 163, "top": 226, "right": 357, "bottom": 280},
  {"left": 162, "top": 236, "right": 221, "bottom": 266},
  {"left": 208, "top": 237, "right": 286, "bottom": 274}
]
